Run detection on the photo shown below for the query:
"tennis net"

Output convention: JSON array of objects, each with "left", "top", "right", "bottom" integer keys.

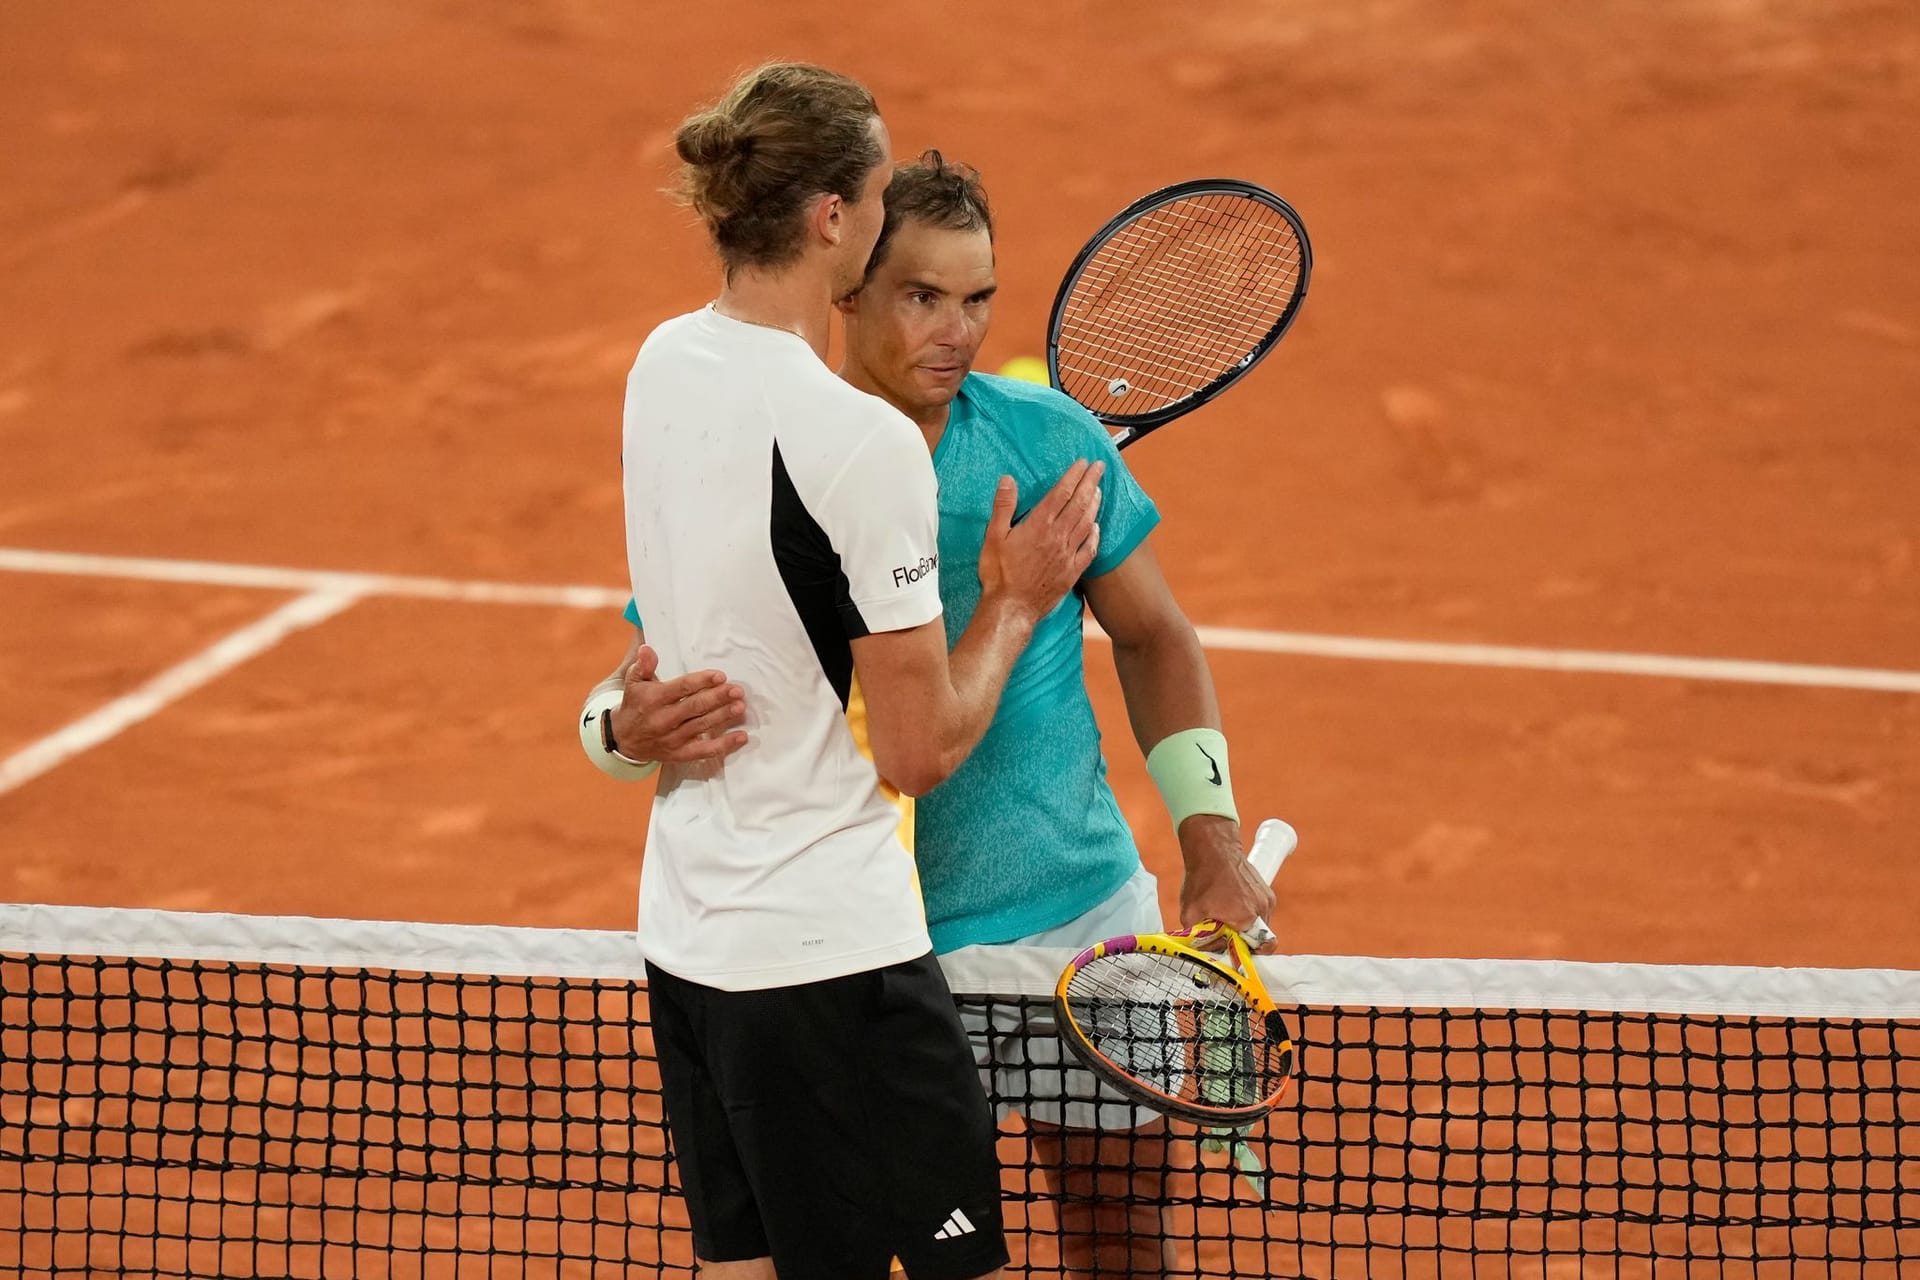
[{"left": 2, "top": 902, "right": 1915, "bottom": 1278}]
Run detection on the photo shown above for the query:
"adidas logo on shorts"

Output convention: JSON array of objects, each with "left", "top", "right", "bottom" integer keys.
[{"left": 932, "top": 1208, "right": 976, "bottom": 1240}]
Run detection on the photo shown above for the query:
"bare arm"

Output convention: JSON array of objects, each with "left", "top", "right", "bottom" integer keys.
[
  {"left": 854, "top": 461, "right": 1104, "bottom": 797},
  {"left": 1086, "top": 540, "right": 1219, "bottom": 755},
  {"left": 1084, "top": 539, "right": 1275, "bottom": 938},
  {"left": 850, "top": 596, "right": 1037, "bottom": 797}
]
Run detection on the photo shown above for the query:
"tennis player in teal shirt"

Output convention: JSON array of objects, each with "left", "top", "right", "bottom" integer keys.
[
  {"left": 913, "top": 369, "right": 1172, "bottom": 947},
  {"left": 590, "top": 152, "right": 1278, "bottom": 1276}
]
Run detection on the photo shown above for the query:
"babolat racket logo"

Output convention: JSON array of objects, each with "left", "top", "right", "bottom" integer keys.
[{"left": 892, "top": 554, "right": 938, "bottom": 587}]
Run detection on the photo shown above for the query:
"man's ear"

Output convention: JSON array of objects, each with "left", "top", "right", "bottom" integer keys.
[{"left": 811, "top": 192, "right": 844, "bottom": 248}]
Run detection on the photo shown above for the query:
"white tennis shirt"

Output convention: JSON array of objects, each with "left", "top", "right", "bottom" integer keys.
[{"left": 622, "top": 306, "right": 943, "bottom": 990}]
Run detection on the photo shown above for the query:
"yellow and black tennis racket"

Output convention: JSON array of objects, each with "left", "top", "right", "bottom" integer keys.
[
  {"left": 1052, "top": 819, "right": 1298, "bottom": 1128},
  {"left": 1047, "top": 179, "right": 1312, "bottom": 450}
]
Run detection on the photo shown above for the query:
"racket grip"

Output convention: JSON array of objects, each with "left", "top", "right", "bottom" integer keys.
[
  {"left": 1247, "top": 818, "right": 1298, "bottom": 882},
  {"left": 1240, "top": 819, "right": 1298, "bottom": 948}
]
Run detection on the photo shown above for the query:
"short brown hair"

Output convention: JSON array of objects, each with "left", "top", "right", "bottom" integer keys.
[
  {"left": 673, "top": 63, "right": 884, "bottom": 272},
  {"left": 864, "top": 150, "right": 993, "bottom": 281}
]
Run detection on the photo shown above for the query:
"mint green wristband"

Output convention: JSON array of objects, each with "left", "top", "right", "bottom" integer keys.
[{"left": 1145, "top": 728, "right": 1239, "bottom": 828}]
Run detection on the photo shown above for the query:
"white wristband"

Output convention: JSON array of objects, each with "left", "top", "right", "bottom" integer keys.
[{"left": 579, "top": 688, "right": 659, "bottom": 782}]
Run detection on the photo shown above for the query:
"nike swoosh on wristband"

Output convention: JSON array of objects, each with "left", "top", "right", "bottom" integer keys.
[{"left": 1197, "top": 742, "right": 1223, "bottom": 786}]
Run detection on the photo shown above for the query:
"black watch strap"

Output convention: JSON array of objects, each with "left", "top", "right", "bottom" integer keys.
[{"left": 599, "top": 708, "right": 621, "bottom": 756}]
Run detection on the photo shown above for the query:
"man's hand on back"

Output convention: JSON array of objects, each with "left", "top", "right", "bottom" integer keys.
[{"left": 611, "top": 645, "right": 750, "bottom": 763}]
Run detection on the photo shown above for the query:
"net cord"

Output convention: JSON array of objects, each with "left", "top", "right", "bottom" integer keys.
[{"left": 4, "top": 902, "right": 1915, "bottom": 1019}]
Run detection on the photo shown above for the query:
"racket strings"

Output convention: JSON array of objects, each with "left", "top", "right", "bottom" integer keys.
[
  {"left": 1072, "top": 203, "right": 1301, "bottom": 350},
  {"left": 1078, "top": 236, "right": 1300, "bottom": 381},
  {"left": 1068, "top": 223, "right": 1296, "bottom": 370},
  {"left": 1062, "top": 950, "right": 1291, "bottom": 1113},
  {"left": 1064, "top": 203, "right": 1300, "bottom": 394},
  {"left": 1055, "top": 192, "right": 1305, "bottom": 414}
]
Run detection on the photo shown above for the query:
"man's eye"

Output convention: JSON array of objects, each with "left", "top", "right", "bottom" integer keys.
[{"left": 910, "top": 292, "right": 935, "bottom": 305}]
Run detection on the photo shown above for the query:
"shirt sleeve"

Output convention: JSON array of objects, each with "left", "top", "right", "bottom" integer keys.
[
  {"left": 1063, "top": 402, "right": 1162, "bottom": 578},
  {"left": 621, "top": 598, "right": 642, "bottom": 628},
  {"left": 818, "top": 414, "right": 944, "bottom": 636}
]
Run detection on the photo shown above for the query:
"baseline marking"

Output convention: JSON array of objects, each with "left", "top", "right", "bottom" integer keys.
[
  {"left": 0, "top": 588, "right": 363, "bottom": 797},
  {"left": 4, "top": 546, "right": 1918, "bottom": 694}
]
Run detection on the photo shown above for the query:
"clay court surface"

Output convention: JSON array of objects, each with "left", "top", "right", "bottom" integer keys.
[{"left": 1, "top": 1, "right": 1916, "bottom": 971}]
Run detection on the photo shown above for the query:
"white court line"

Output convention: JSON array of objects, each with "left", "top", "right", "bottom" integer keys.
[
  {"left": 1174, "top": 624, "right": 1920, "bottom": 694},
  {"left": 0, "top": 547, "right": 627, "bottom": 610},
  {"left": 0, "top": 589, "right": 363, "bottom": 798},
  {"left": 4, "top": 545, "right": 1919, "bottom": 694}
]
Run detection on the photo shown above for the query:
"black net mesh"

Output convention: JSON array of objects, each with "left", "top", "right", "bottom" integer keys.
[{"left": 3, "top": 937, "right": 1916, "bottom": 1278}]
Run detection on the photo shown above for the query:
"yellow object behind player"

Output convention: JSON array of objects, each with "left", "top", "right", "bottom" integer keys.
[{"left": 996, "top": 355, "right": 1051, "bottom": 386}]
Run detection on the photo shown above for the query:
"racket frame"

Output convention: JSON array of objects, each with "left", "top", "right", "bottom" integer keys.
[
  {"left": 1044, "top": 177, "right": 1314, "bottom": 449},
  {"left": 1051, "top": 921, "right": 1296, "bottom": 1127}
]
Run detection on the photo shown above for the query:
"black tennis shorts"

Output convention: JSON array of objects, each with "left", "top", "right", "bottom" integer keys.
[{"left": 646, "top": 952, "right": 1008, "bottom": 1280}]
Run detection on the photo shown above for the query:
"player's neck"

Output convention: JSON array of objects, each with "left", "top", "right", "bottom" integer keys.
[
  {"left": 914, "top": 412, "right": 948, "bottom": 456},
  {"left": 838, "top": 361, "right": 950, "bottom": 453},
  {"left": 714, "top": 267, "right": 835, "bottom": 361}
]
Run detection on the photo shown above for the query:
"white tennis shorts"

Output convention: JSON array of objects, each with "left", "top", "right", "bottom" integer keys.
[{"left": 961, "top": 866, "right": 1166, "bottom": 1131}]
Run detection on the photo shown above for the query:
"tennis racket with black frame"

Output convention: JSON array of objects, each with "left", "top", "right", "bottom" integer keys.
[{"left": 1045, "top": 178, "right": 1312, "bottom": 450}]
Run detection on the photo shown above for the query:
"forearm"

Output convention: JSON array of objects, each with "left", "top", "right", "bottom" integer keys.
[
  {"left": 1087, "top": 548, "right": 1273, "bottom": 934},
  {"left": 851, "top": 600, "right": 1039, "bottom": 797},
  {"left": 1114, "top": 620, "right": 1246, "bottom": 884},
  {"left": 870, "top": 455, "right": 1099, "bottom": 792},
  {"left": 931, "top": 592, "right": 1036, "bottom": 773},
  {"left": 1111, "top": 620, "right": 1221, "bottom": 756}
]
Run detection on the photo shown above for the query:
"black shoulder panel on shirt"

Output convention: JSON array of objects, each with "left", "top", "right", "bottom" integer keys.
[{"left": 770, "top": 439, "right": 859, "bottom": 709}]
